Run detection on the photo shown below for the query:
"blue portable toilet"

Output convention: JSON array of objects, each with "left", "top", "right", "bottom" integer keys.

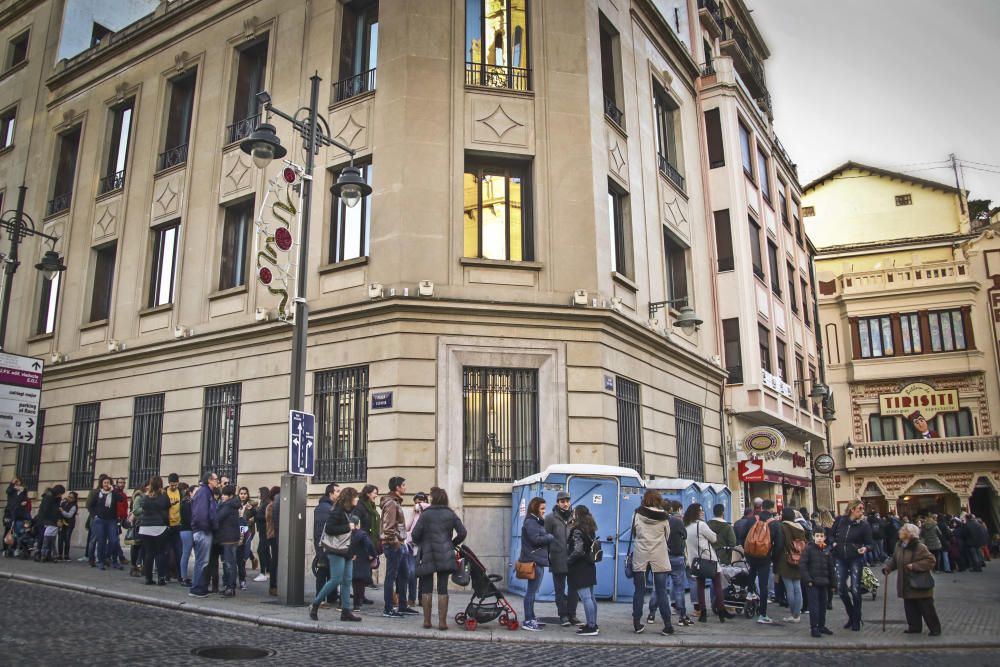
[
  {"left": 696, "top": 482, "right": 717, "bottom": 516},
  {"left": 646, "top": 478, "right": 700, "bottom": 511},
  {"left": 708, "top": 483, "right": 733, "bottom": 521},
  {"left": 509, "top": 464, "right": 644, "bottom": 601}
]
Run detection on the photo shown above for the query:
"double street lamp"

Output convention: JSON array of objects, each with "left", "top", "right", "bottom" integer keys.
[
  {"left": 237, "top": 74, "right": 371, "bottom": 606},
  {"left": 0, "top": 185, "right": 67, "bottom": 349}
]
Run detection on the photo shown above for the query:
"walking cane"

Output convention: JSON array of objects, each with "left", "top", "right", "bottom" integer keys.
[{"left": 882, "top": 571, "right": 889, "bottom": 632}]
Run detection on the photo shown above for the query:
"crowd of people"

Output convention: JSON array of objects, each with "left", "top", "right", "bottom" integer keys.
[{"left": 3, "top": 473, "right": 997, "bottom": 639}]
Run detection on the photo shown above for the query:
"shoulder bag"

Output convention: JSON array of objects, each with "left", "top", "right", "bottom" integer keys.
[
  {"left": 908, "top": 569, "right": 935, "bottom": 590},
  {"left": 320, "top": 530, "right": 351, "bottom": 556},
  {"left": 515, "top": 558, "right": 536, "bottom": 580},
  {"left": 689, "top": 521, "right": 719, "bottom": 578},
  {"left": 624, "top": 512, "right": 637, "bottom": 579}
]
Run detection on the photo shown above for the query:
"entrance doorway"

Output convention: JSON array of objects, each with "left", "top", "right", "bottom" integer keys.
[
  {"left": 970, "top": 478, "right": 999, "bottom": 536},
  {"left": 861, "top": 482, "right": 888, "bottom": 515},
  {"left": 895, "top": 478, "right": 959, "bottom": 520}
]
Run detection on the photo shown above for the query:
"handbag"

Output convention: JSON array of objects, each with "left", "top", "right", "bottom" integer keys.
[
  {"left": 320, "top": 530, "right": 351, "bottom": 556},
  {"left": 514, "top": 559, "right": 536, "bottom": 580},
  {"left": 690, "top": 521, "right": 719, "bottom": 579},
  {"left": 624, "top": 512, "right": 637, "bottom": 579},
  {"left": 908, "top": 569, "right": 935, "bottom": 590},
  {"left": 451, "top": 551, "right": 471, "bottom": 586}
]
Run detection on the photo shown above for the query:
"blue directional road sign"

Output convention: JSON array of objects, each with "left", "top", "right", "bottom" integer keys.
[{"left": 288, "top": 410, "right": 315, "bottom": 476}]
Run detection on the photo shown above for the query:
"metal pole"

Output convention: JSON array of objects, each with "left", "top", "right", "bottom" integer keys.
[
  {"left": 0, "top": 185, "right": 27, "bottom": 349},
  {"left": 277, "top": 75, "right": 320, "bottom": 606}
]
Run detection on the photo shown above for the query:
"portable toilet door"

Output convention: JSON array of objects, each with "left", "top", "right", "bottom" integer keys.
[
  {"left": 696, "top": 483, "right": 717, "bottom": 516},
  {"left": 508, "top": 473, "right": 545, "bottom": 598},
  {"left": 565, "top": 473, "right": 620, "bottom": 599},
  {"left": 710, "top": 483, "right": 733, "bottom": 522}
]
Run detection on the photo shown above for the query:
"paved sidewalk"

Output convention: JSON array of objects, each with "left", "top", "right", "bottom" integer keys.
[{"left": 2, "top": 552, "right": 997, "bottom": 649}]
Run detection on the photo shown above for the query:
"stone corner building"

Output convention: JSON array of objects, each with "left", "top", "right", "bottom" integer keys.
[{"left": 0, "top": 0, "right": 786, "bottom": 572}]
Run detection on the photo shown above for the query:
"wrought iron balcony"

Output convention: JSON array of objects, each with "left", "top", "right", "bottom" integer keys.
[
  {"left": 157, "top": 143, "right": 188, "bottom": 171},
  {"left": 98, "top": 169, "right": 125, "bottom": 195},
  {"left": 604, "top": 95, "right": 624, "bottom": 128},
  {"left": 226, "top": 113, "right": 261, "bottom": 145},
  {"left": 464, "top": 61, "right": 531, "bottom": 92},
  {"left": 332, "top": 68, "right": 377, "bottom": 103},
  {"left": 722, "top": 17, "right": 767, "bottom": 101},
  {"left": 46, "top": 191, "right": 72, "bottom": 216},
  {"left": 658, "top": 153, "right": 685, "bottom": 191},
  {"left": 697, "top": 0, "right": 723, "bottom": 36},
  {"left": 847, "top": 435, "right": 1000, "bottom": 470},
  {"left": 701, "top": 62, "right": 716, "bottom": 77}
]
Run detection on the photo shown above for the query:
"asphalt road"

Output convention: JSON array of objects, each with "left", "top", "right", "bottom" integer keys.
[{"left": 0, "top": 580, "right": 997, "bottom": 667}]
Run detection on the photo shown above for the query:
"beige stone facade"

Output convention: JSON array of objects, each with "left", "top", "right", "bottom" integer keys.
[{"left": 0, "top": 0, "right": 745, "bottom": 572}]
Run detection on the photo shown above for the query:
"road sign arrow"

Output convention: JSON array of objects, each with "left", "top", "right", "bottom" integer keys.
[
  {"left": 31, "top": 362, "right": 41, "bottom": 370},
  {"left": 4, "top": 430, "right": 9, "bottom": 438},
  {"left": 25, "top": 418, "right": 34, "bottom": 428}
]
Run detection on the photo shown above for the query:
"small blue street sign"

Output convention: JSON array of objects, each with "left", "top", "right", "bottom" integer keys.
[
  {"left": 289, "top": 410, "right": 315, "bottom": 476},
  {"left": 371, "top": 391, "right": 393, "bottom": 410}
]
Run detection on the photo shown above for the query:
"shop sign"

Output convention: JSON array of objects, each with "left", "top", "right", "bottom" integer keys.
[
  {"left": 878, "top": 382, "right": 959, "bottom": 420},
  {"left": 738, "top": 459, "right": 765, "bottom": 482},
  {"left": 791, "top": 452, "right": 806, "bottom": 468},
  {"left": 813, "top": 454, "right": 835, "bottom": 475},
  {"left": 741, "top": 426, "right": 786, "bottom": 461}
]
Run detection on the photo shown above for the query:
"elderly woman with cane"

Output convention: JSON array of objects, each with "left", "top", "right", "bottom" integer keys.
[{"left": 883, "top": 522, "right": 941, "bottom": 636}]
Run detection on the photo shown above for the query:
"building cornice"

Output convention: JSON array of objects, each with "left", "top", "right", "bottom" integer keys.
[
  {"left": 814, "top": 232, "right": 975, "bottom": 259},
  {"left": 0, "top": 0, "right": 44, "bottom": 29},
  {"left": 631, "top": 0, "right": 700, "bottom": 89}
]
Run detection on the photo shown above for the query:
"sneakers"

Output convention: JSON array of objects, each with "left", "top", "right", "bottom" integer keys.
[
  {"left": 646, "top": 613, "right": 656, "bottom": 624},
  {"left": 679, "top": 616, "right": 695, "bottom": 626},
  {"left": 661, "top": 625, "right": 675, "bottom": 636},
  {"left": 382, "top": 609, "right": 404, "bottom": 619},
  {"left": 560, "top": 617, "right": 572, "bottom": 627},
  {"left": 783, "top": 615, "right": 801, "bottom": 623},
  {"left": 239, "top": 580, "right": 247, "bottom": 591},
  {"left": 521, "top": 620, "right": 542, "bottom": 632},
  {"left": 568, "top": 616, "right": 582, "bottom": 626},
  {"left": 819, "top": 627, "right": 833, "bottom": 635},
  {"left": 188, "top": 591, "right": 209, "bottom": 598},
  {"left": 757, "top": 615, "right": 774, "bottom": 624},
  {"left": 811, "top": 628, "right": 822, "bottom": 638},
  {"left": 397, "top": 606, "right": 420, "bottom": 616},
  {"left": 576, "top": 625, "right": 599, "bottom": 636},
  {"left": 633, "top": 620, "right": 645, "bottom": 634},
  {"left": 221, "top": 588, "right": 235, "bottom": 597},
  {"left": 253, "top": 573, "right": 268, "bottom": 582}
]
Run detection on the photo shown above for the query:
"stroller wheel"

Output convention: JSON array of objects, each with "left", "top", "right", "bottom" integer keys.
[
  {"left": 465, "top": 618, "right": 478, "bottom": 631},
  {"left": 744, "top": 600, "right": 757, "bottom": 618},
  {"left": 498, "top": 614, "right": 508, "bottom": 626},
  {"left": 508, "top": 619, "right": 519, "bottom": 631},
  {"left": 455, "top": 612, "right": 467, "bottom": 625}
]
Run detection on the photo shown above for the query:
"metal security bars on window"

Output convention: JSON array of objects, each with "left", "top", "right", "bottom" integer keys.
[
  {"left": 69, "top": 403, "right": 100, "bottom": 490},
  {"left": 128, "top": 394, "right": 165, "bottom": 489},
  {"left": 676, "top": 398, "right": 705, "bottom": 482},
  {"left": 462, "top": 367, "right": 538, "bottom": 483},
  {"left": 15, "top": 409, "right": 44, "bottom": 492},
  {"left": 201, "top": 384, "right": 241, "bottom": 481},
  {"left": 616, "top": 377, "right": 643, "bottom": 475},
  {"left": 314, "top": 366, "right": 369, "bottom": 482}
]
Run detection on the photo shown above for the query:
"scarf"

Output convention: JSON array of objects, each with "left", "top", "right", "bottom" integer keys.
[
  {"left": 100, "top": 489, "right": 113, "bottom": 508},
  {"left": 362, "top": 498, "right": 381, "bottom": 540},
  {"left": 555, "top": 505, "right": 573, "bottom": 521}
]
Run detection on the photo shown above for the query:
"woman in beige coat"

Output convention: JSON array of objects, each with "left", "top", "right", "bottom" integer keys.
[
  {"left": 884, "top": 523, "right": 941, "bottom": 636},
  {"left": 629, "top": 490, "right": 673, "bottom": 636}
]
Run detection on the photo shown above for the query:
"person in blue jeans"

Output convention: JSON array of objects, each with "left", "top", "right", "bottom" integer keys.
[
  {"left": 87, "top": 476, "right": 126, "bottom": 570},
  {"left": 188, "top": 472, "right": 219, "bottom": 597},
  {"left": 380, "top": 477, "right": 418, "bottom": 617},
  {"left": 650, "top": 500, "right": 693, "bottom": 625},
  {"left": 178, "top": 483, "right": 194, "bottom": 585},
  {"left": 567, "top": 505, "right": 599, "bottom": 636},
  {"left": 629, "top": 490, "right": 674, "bottom": 636},
  {"left": 309, "top": 488, "right": 362, "bottom": 622},
  {"left": 520, "top": 496, "right": 554, "bottom": 631},
  {"left": 831, "top": 499, "right": 873, "bottom": 631}
]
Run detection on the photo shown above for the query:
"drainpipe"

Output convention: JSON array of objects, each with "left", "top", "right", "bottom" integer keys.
[{"left": 808, "top": 250, "right": 833, "bottom": 511}]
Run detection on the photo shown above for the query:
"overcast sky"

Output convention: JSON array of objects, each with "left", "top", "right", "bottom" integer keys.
[{"left": 746, "top": 0, "right": 1000, "bottom": 204}]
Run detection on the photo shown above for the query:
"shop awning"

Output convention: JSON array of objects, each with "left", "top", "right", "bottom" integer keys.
[{"left": 762, "top": 471, "right": 812, "bottom": 488}]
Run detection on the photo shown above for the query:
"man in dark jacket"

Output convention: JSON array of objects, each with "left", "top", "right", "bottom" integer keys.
[
  {"left": 312, "top": 483, "right": 340, "bottom": 607},
  {"left": 800, "top": 531, "right": 835, "bottom": 637},
  {"left": 188, "top": 471, "right": 219, "bottom": 597},
  {"left": 35, "top": 485, "right": 65, "bottom": 562},
  {"left": 709, "top": 504, "right": 737, "bottom": 565},
  {"left": 744, "top": 499, "right": 783, "bottom": 624},
  {"left": 88, "top": 476, "right": 126, "bottom": 570},
  {"left": 544, "top": 491, "right": 578, "bottom": 626},
  {"left": 734, "top": 507, "right": 755, "bottom": 545},
  {"left": 214, "top": 485, "right": 242, "bottom": 597}
]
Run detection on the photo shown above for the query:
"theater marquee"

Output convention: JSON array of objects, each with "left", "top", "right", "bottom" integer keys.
[{"left": 878, "top": 382, "right": 959, "bottom": 420}]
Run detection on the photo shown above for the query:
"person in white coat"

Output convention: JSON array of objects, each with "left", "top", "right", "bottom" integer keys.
[{"left": 684, "top": 502, "right": 733, "bottom": 622}]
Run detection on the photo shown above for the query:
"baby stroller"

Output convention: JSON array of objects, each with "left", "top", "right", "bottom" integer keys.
[
  {"left": 453, "top": 545, "right": 520, "bottom": 631},
  {"left": 860, "top": 564, "right": 879, "bottom": 600},
  {"left": 719, "top": 546, "right": 758, "bottom": 618}
]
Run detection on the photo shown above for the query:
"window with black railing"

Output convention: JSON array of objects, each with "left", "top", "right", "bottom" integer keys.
[
  {"left": 336, "top": 1, "right": 378, "bottom": 103},
  {"left": 653, "top": 81, "right": 684, "bottom": 190},
  {"left": 314, "top": 365, "right": 369, "bottom": 482},
  {"left": 47, "top": 125, "right": 81, "bottom": 216},
  {"left": 599, "top": 14, "right": 623, "bottom": 128},
  {"left": 465, "top": 0, "right": 530, "bottom": 92},
  {"left": 463, "top": 367, "right": 538, "bottom": 483},
  {"left": 15, "top": 410, "right": 44, "bottom": 492},
  {"left": 128, "top": 394, "right": 164, "bottom": 489},
  {"left": 616, "top": 377, "right": 643, "bottom": 475},
  {"left": 100, "top": 99, "right": 133, "bottom": 195},
  {"left": 200, "top": 383, "right": 241, "bottom": 481},
  {"left": 228, "top": 36, "right": 268, "bottom": 144},
  {"left": 69, "top": 403, "right": 100, "bottom": 490},
  {"left": 158, "top": 69, "right": 196, "bottom": 171},
  {"left": 333, "top": 68, "right": 377, "bottom": 103},
  {"left": 676, "top": 398, "right": 704, "bottom": 482}
]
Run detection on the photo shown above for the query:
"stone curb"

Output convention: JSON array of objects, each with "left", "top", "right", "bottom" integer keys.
[{"left": 3, "top": 570, "right": 997, "bottom": 651}]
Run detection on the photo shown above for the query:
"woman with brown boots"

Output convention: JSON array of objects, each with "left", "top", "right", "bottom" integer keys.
[{"left": 410, "top": 487, "right": 467, "bottom": 630}]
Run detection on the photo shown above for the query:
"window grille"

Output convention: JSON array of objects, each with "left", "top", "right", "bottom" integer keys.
[
  {"left": 128, "top": 394, "right": 165, "bottom": 488},
  {"left": 314, "top": 366, "right": 369, "bottom": 482},
  {"left": 69, "top": 403, "right": 100, "bottom": 490},
  {"left": 15, "top": 410, "right": 44, "bottom": 491},
  {"left": 201, "top": 384, "right": 241, "bottom": 481},
  {"left": 675, "top": 399, "right": 704, "bottom": 482},
  {"left": 462, "top": 367, "right": 538, "bottom": 483},
  {"left": 616, "top": 377, "right": 643, "bottom": 475}
]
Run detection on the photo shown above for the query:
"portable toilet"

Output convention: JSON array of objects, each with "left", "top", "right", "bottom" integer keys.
[
  {"left": 646, "top": 478, "right": 699, "bottom": 511},
  {"left": 696, "top": 482, "right": 717, "bottom": 516},
  {"left": 708, "top": 483, "right": 733, "bottom": 521},
  {"left": 509, "top": 464, "right": 644, "bottom": 601}
]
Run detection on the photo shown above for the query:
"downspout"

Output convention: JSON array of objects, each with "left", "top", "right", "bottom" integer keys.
[{"left": 808, "top": 250, "right": 832, "bottom": 511}]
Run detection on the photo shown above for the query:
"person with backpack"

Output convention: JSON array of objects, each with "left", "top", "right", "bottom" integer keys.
[
  {"left": 566, "top": 505, "right": 600, "bottom": 636},
  {"left": 831, "top": 499, "right": 874, "bottom": 631},
  {"left": 684, "top": 502, "right": 730, "bottom": 623},
  {"left": 629, "top": 490, "right": 674, "bottom": 636},
  {"left": 799, "top": 530, "right": 835, "bottom": 638},
  {"left": 743, "top": 498, "right": 783, "bottom": 624},
  {"left": 777, "top": 507, "right": 806, "bottom": 623}
]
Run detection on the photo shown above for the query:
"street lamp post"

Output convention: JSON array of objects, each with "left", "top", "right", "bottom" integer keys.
[
  {"left": 238, "top": 73, "right": 370, "bottom": 606},
  {"left": 0, "top": 184, "right": 68, "bottom": 349}
]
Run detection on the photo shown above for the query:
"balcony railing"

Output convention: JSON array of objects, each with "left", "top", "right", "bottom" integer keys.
[
  {"left": 98, "top": 169, "right": 125, "bottom": 195},
  {"left": 697, "top": 0, "right": 723, "bottom": 33},
  {"left": 46, "top": 191, "right": 72, "bottom": 216},
  {"left": 315, "top": 456, "right": 367, "bottom": 483},
  {"left": 658, "top": 153, "right": 685, "bottom": 191},
  {"left": 722, "top": 17, "right": 767, "bottom": 100},
  {"left": 604, "top": 95, "right": 624, "bottom": 128},
  {"left": 465, "top": 61, "right": 531, "bottom": 92},
  {"left": 848, "top": 435, "right": 1000, "bottom": 470},
  {"left": 157, "top": 143, "right": 188, "bottom": 172},
  {"left": 333, "top": 68, "right": 377, "bottom": 103},
  {"left": 761, "top": 368, "right": 793, "bottom": 399},
  {"left": 226, "top": 113, "right": 261, "bottom": 145},
  {"left": 825, "top": 261, "right": 971, "bottom": 298}
]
